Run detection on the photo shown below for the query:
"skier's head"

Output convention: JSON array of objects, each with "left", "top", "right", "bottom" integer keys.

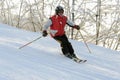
[{"left": 55, "top": 5, "right": 64, "bottom": 15}]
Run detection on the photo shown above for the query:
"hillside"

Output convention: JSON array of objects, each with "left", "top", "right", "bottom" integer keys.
[{"left": 0, "top": 23, "right": 120, "bottom": 80}]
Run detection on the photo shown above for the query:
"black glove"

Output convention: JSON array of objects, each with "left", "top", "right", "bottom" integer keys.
[
  {"left": 42, "top": 30, "right": 48, "bottom": 37},
  {"left": 73, "top": 25, "right": 80, "bottom": 30}
]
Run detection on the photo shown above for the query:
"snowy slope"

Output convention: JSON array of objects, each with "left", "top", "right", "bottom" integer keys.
[{"left": 0, "top": 23, "right": 120, "bottom": 80}]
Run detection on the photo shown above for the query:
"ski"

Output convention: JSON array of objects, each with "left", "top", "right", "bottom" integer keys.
[
  {"left": 64, "top": 54, "right": 87, "bottom": 63},
  {"left": 72, "top": 57, "right": 87, "bottom": 63}
]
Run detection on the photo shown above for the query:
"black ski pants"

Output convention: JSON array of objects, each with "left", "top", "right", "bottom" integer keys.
[{"left": 53, "top": 34, "right": 76, "bottom": 57}]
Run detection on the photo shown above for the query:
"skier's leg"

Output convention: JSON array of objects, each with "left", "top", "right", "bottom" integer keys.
[
  {"left": 53, "top": 35, "right": 72, "bottom": 58},
  {"left": 67, "top": 43, "right": 77, "bottom": 58},
  {"left": 62, "top": 35, "right": 77, "bottom": 58}
]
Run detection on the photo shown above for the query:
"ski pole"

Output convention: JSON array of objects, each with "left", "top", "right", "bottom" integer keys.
[
  {"left": 19, "top": 36, "right": 42, "bottom": 49},
  {"left": 79, "top": 30, "right": 92, "bottom": 53}
]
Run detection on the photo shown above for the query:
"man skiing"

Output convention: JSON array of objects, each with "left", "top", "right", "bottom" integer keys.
[{"left": 42, "top": 6, "right": 80, "bottom": 60}]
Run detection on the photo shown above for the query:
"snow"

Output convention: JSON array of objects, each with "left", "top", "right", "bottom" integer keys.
[{"left": 0, "top": 23, "right": 120, "bottom": 80}]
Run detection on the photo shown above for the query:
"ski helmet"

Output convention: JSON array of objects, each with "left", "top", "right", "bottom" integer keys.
[{"left": 55, "top": 6, "right": 64, "bottom": 14}]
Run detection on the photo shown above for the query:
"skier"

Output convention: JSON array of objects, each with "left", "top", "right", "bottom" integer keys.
[{"left": 42, "top": 5, "right": 80, "bottom": 59}]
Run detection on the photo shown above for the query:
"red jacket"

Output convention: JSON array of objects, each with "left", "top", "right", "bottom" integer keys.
[{"left": 50, "top": 15, "right": 67, "bottom": 37}]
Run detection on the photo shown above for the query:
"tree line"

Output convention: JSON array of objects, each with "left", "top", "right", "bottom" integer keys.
[{"left": 0, "top": 0, "right": 120, "bottom": 51}]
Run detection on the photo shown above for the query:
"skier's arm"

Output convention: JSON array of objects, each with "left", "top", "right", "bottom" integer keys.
[
  {"left": 66, "top": 19, "right": 75, "bottom": 27},
  {"left": 43, "top": 19, "right": 52, "bottom": 31},
  {"left": 42, "top": 19, "right": 52, "bottom": 37},
  {"left": 66, "top": 19, "right": 80, "bottom": 30}
]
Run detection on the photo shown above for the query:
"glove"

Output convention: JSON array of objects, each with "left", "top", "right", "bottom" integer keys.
[
  {"left": 42, "top": 30, "right": 48, "bottom": 37},
  {"left": 73, "top": 25, "right": 80, "bottom": 30}
]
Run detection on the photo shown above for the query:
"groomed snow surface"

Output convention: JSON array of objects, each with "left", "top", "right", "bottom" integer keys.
[{"left": 0, "top": 23, "right": 120, "bottom": 80}]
